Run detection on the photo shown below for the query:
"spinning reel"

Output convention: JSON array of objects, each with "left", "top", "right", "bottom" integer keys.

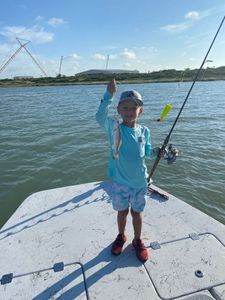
[{"left": 163, "top": 144, "right": 179, "bottom": 164}]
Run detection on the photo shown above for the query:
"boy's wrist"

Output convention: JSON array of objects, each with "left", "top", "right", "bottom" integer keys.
[{"left": 104, "top": 90, "right": 113, "bottom": 101}]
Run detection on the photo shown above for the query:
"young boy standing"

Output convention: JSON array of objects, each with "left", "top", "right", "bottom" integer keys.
[{"left": 96, "top": 79, "right": 159, "bottom": 262}]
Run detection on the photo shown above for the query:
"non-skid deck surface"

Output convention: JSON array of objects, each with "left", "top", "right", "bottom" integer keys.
[{"left": 1, "top": 181, "right": 225, "bottom": 299}]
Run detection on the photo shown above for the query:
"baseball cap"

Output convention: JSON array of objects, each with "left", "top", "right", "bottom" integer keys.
[{"left": 118, "top": 90, "right": 143, "bottom": 106}]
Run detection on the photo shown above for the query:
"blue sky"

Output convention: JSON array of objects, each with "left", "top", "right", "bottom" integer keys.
[{"left": 0, "top": 0, "right": 224, "bottom": 78}]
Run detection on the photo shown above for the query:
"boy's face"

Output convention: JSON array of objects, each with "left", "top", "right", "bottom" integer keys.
[{"left": 117, "top": 100, "right": 143, "bottom": 126}]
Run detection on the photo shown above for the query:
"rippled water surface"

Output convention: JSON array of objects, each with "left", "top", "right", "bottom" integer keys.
[{"left": 0, "top": 81, "right": 225, "bottom": 227}]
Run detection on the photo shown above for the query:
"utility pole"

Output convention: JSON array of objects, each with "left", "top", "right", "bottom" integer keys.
[
  {"left": 105, "top": 54, "right": 109, "bottom": 70},
  {"left": 0, "top": 38, "right": 48, "bottom": 77},
  {"left": 58, "top": 56, "right": 63, "bottom": 76}
]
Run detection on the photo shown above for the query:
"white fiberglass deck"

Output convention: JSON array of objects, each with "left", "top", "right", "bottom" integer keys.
[{"left": 0, "top": 181, "right": 225, "bottom": 300}]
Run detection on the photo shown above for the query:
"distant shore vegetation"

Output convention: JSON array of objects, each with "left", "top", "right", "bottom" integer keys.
[{"left": 0, "top": 66, "right": 225, "bottom": 88}]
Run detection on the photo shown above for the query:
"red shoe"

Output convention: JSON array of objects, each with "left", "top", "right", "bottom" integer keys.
[
  {"left": 111, "top": 234, "right": 127, "bottom": 255},
  {"left": 132, "top": 238, "right": 149, "bottom": 262}
]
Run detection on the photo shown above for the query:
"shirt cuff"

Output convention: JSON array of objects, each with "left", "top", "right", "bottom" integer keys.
[{"left": 103, "top": 90, "right": 113, "bottom": 101}]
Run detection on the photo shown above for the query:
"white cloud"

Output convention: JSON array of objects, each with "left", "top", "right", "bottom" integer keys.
[
  {"left": 66, "top": 53, "right": 81, "bottom": 60},
  {"left": 0, "top": 43, "right": 13, "bottom": 54},
  {"left": 0, "top": 26, "right": 54, "bottom": 44},
  {"left": 70, "top": 53, "right": 80, "bottom": 59},
  {"left": 48, "top": 17, "right": 66, "bottom": 28},
  {"left": 189, "top": 57, "right": 198, "bottom": 62},
  {"left": 139, "top": 46, "right": 158, "bottom": 53},
  {"left": 120, "top": 49, "right": 136, "bottom": 60},
  {"left": 160, "top": 23, "right": 188, "bottom": 33},
  {"left": 35, "top": 16, "right": 44, "bottom": 22},
  {"left": 123, "top": 62, "right": 131, "bottom": 67},
  {"left": 93, "top": 53, "right": 107, "bottom": 60},
  {"left": 72, "top": 65, "right": 79, "bottom": 71},
  {"left": 185, "top": 11, "right": 200, "bottom": 20},
  {"left": 108, "top": 54, "right": 117, "bottom": 60},
  {"left": 92, "top": 49, "right": 136, "bottom": 63},
  {"left": 161, "top": 10, "right": 205, "bottom": 33}
]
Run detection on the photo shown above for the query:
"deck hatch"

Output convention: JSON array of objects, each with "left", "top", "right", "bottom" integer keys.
[
  {"left": 0, "top": 262, "right": 89, "bottom": 300},
  {"left": 145, "top": 233, "right": 225, "bottom": 299}
]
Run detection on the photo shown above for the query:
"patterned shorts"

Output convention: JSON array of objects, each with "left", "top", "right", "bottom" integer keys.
[{"left": 112, "top": 181, "right": 148, "bottom": 213}]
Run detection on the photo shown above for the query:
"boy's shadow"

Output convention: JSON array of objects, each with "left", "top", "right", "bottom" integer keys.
[{"left": 32, "top": 243, "right": 142, "bottom": 300}]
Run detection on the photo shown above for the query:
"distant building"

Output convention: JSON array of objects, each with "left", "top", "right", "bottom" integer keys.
[
  {"left": 76, "top": 69, "right": 139, "bottom": 75},
  {"left": 13, "top": 76, "right": 33, "bottom": 80}
]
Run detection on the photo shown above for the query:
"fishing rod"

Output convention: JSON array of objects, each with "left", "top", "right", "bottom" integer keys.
[{"left": 148, "top": 15, "right": 225, "bottom": 183}]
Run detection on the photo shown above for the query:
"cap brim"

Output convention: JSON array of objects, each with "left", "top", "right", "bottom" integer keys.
[{"left": 119, "top": 98, "right": 143, "bottom": 106}]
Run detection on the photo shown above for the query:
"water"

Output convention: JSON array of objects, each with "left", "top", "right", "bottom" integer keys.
[{"left": 0, "top": 81, "right": 225, "bottom": 228}]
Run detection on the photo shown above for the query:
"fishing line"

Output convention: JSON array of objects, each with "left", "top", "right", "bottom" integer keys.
[
  {"left": 148, "top": 15, "right": 225, "bottom": 182},
  {"left": 156, "top": 63, "right": 190, "bottom": 122},
  {"left": 157, "top": 59, "right": 213, "bottom": 122}
]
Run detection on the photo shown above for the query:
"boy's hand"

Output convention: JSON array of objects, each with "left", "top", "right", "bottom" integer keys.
[
  {"left": 158, "top": 147, "right": 166, "bottom": 157},
  {"left": 107, "top": 79, "right": 117, "bottom": 95}
]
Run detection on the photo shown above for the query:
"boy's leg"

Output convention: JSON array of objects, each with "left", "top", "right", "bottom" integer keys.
[
  {"left": 130, "top": 209, "right": 142, "bottom": 240},
  {"left": 130, "top": 186, "right": 147, "bottom": 240},
  {"left": 111, "top": 182, "right": 130, "bottom": 255},
  {"left": 117, "top": 209, "right": 129, "bottom": 234},
  {"left": 131, "top": 209, "right": 148, "bottom": 262},
  {"left": 111, "top": 209, "right": 129, "bottom": 256},
  {"left": 130, "top": 187, "right": 149, "bottom": 262}
]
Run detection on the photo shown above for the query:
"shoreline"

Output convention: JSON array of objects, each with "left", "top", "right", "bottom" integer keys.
[
  {"left": 0, "top": 77, "right": 224, "bottom": 88},
  {"left": 1, "top": 66, "right": 224, "bottom": 88}
]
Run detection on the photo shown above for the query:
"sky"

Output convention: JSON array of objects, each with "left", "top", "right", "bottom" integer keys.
[{"left": 0, "top": 0, "right": 224, "bottom": 79}]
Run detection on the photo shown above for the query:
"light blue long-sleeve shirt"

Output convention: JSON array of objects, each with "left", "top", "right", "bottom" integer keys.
[{"left": 96, "top": 91, "right": 158, "bottom": 189}]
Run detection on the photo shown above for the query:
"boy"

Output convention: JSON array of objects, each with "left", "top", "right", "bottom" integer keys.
[{"left": 96, "top": 79, "right": 159, "bottom": 262}]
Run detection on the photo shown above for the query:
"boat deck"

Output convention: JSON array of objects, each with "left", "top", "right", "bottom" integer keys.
[{"left": 0, "top": 181, "right": 225, "bottom": 299}]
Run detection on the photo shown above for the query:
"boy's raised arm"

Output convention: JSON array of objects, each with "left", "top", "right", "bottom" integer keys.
[{"left": 96, "top": 79, "right": 117, "bottom": 130}]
